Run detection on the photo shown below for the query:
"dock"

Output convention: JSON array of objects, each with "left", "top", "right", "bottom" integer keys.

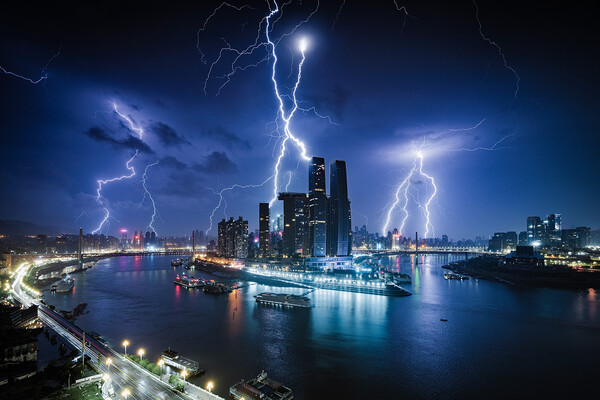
[
  {"left": 230, "top": 371, "right": 294, "bottom": 400},
  {"left": 255, "top": 293, "right": 311, "bottom": 308}
]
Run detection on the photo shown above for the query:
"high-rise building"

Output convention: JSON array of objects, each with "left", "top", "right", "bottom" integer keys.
[
  {"left": 489, "top": 232, "right": 507, "bottom": 252},
  {"left": 527, "top": 216, "right": 544, "bottom": 244},
  {"left": 328, "top": 160, "right": 351, "bottom": 257},
  {"left": 120, "top": 229, "right": 128, "bottom": 248},
  {"left": 505, "top": 231, "right": 518, "bottom": 249},
  {"left": 217, "top": 217, "right": 249, "bottom": 258},
  {"left": 576, "top": 226, "right": 591, "bottom": 247},
  {"left": 518, "top": 231, "right": 528, "bottom": 246},
  {"left": 561, "top": 229, "right": 578, "bottom": 247},
  {"left": 259, "top": 203, "right": 270, "bottom": 258},
  {"left": 590, "top": 230, "right": 600, "bottom": 246},
  {"left": 441, "top": 234, "right": 449, "bottom": 247},
  {"left": 545, "top": 214, "right": 562, "bottom": 245},
  {"left": 278, "top": 193, "right": 308, "bottom": 257},
  {"left": 273, "top": 156, "right": 352, "bottom": 269},
  {"left": 308, "top": 157, "right": 327, "bottom": 257}
]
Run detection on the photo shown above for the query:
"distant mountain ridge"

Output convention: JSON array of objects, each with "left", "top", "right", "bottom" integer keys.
[{"left": 0, "top": 220, "right": 68, "bottom": 236}]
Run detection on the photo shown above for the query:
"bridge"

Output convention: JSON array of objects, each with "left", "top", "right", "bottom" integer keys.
[
  {"left": 11, "top": 263, "right": 224, "bottom": 400},
  {"left": 354, "top": 248, "right": 497, "bottom": 259}
]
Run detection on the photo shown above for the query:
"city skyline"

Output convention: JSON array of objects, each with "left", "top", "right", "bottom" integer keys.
[{"left": 1, "top": 1, "right": 599, "bottom": 239}]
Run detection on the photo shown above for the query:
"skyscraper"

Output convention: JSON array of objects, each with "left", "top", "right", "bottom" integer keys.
[
  {"left": 308, "top": 157, "right": 327, "bottom": 257},
  {"left": 278, "top": 192, "right": 308, "bottom": 257},
  {"left": 259, "top": 203, "right": 270, "bottom": 258},
  {"left": 217, "top": 217, "right": 249, "bottom": 258},
  {"left": 527, "top": 216, "right": 543, "bottom": 244},
  {"left": 328, "top": 160, "right": 351, "bottom": 257},
  {"left": 545, "top": 213, "right": 562, "bottom": 245}
]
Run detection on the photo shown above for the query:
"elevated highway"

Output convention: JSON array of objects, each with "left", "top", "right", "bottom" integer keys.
[{"left": 11, "top": 263, "right": 223, "bottom": 400}]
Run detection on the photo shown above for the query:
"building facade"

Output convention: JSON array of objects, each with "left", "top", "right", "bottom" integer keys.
[
  {"left": 275, "top": 156, "right": 352, "bottom": 266},
  {"left": 258, "top": 203, "right": 270, "bottom": 258},
  {"left": 217, "top": 217, "right": 249, "bottom": 258},
  {"left": 328, "top": 160, "right": 351, "bottom": 257}
]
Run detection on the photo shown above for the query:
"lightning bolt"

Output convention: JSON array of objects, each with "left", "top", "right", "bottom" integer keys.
[
  {"left": 92, "top": 151, "right": 139, "bottom": 234},
  {"left": 198, "top": 1, "right": 324, "bottom": 218},
  {"left": 141, "top": 160, "right": 160, "bottom": 233},
  {"left": 416, "top": 152, "right": 437, "bottom": 238},
  {"left": 393, "top": 1, "right": 409, "bottom": 34},
  {"left": 1, "top": 46, "right": 61, "bottom": 84},
  {"left": 472, "top": 0, "right": 520, "bottom": 103},
  {"left": 206, "top": 175, "right": 274, "bottom": 233},
  {"left": 382, "top": 143, "right": 438, "bottom": 238},
  {"left": 90, "top": 102, "right": 149, "bottom": 234},
  {"left": 112, "top": 103, "right": 143, "bottom": 139},
  {"left": 332, "top": 0, "right": 346, "bottom": 30},
  {"left": 284, "top": 171, "right": 293, "bottom": 191},
  {"left": 266, "top": 4, "right": 315, "bottom": 206}
]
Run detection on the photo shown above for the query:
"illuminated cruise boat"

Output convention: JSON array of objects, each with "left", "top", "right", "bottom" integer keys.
[
  {"left": 173, "top": 274, "right": 205, "bottom": 288},
  {"left": 244, "top": 266, "right": 411, "bottom": 297}
]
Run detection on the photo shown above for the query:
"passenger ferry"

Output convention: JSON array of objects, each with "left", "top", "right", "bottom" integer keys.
[
  {"left": 443, "top": 272, "right": 469, "bottom": 280},
  {"left": 173, "top": 274, "right": 206, "bottom": 288},
  {"left": 246, "top": 267, "right": 412, "bottom": 297}
]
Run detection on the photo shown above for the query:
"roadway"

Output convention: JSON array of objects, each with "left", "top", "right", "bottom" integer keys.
[{"left": 11, "top": 263, "right": 223, "bottom": 400}]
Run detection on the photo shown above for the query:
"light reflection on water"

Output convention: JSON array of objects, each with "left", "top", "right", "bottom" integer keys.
[{"left": 43, "top": 255, "right": 600, "bottom": 399}]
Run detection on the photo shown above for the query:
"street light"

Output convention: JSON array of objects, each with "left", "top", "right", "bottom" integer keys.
[
  {"left": 137, "top": 349, "right": 144, "bottom": 361},
  {"left": 105, "top": 357, "right": 113, "bottom": 369},
  {"left": 180, "top": 369, "right": 188, "bottom": 381},
  {"left": 207, "top": 381, "right": 214, "bottom": 392},
  {"left": 122, "top": 340, "right": 129, "bottom": 356},
  {"left": 157, "top": 359, "right": 165, "bottom": 374},
  {"left": 122, "top": 388, "right": 131, "bottom": 399}
]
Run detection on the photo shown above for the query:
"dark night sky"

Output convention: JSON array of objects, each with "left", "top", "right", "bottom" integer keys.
[{"left": 1, "top": 1, "right": 598, "bottom": 239}]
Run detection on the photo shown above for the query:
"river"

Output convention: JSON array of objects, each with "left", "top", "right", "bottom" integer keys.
[{"left": 42, "top": 254, "right": 600, "bottom": 399}]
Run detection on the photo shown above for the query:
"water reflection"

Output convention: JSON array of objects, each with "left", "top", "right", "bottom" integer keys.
[{"left": 42, "top": 255, "right": 600, "bottom": 399}]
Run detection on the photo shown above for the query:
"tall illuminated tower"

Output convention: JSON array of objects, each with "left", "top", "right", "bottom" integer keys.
[
  {"left": 259, "top": 203, "right": 270, "bottom": 258},
  {"left": 328, "top": 160, "right": 351, "bottom": 256},
  {"left": 308, "top": 157, "right": 327, "bottom": 256}
]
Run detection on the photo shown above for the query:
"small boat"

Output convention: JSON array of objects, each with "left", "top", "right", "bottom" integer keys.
[
  {"left": 443, "top": 272, "right": 469, "bottom": 280},
  {"left": 171, "top": 258, "right": 183, "bottom": 267},
  {"left": 441, "top": 318, "right": 448, "bottom": 322},
  {"left": 203, "top": 283, "right": 232, "bottom": 294}
]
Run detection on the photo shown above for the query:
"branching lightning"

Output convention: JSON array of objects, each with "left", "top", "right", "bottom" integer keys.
[
  {"left": 112, "top": 103, "right": 144, "bottom": 139},
  {"left": 382, "top": 148, "right": 437, "bottom": 238},
  {"left": 1, "top": 46, "right": 61, "bottom": 84},
  {"left": 206, "top": 175, "right": 274, "bottom": 233},
  {"left": 141, "top": 160, "right": 160, "bottom": 233},
  {"left": 267, "top": 23, "right": 312, "bottom": 206},
  {"left": 90, "top": 103, "right": 157, "bottom": 234},
  {"left": 92, "top": 151, "right": 139, "bottom": 234},
  {"left": 382, "top": 0, "right": 520, "bottom": 240},
  {"left": 472, "top": 0, "right": 520, "bottom": 103},
  {"left": 198, "top": 0, "right": 328, "bottom": 228}
]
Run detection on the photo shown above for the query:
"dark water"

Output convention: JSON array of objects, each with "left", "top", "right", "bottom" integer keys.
[{"left": 43, "top": 255, "right": 600, "bottom": 399}]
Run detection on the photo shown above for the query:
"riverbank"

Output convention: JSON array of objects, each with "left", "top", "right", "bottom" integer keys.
[{"left": 443, "top": 256, "right": 600, "bottom": 289}]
